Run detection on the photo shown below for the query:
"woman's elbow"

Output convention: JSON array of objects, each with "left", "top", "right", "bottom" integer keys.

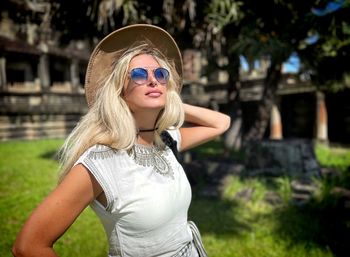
[
  {"left": 12, "top": 239, "right": 36, "bottom": 257},
  {"left": 12, "top": 242, "right": 26, "bottom": 257},
  {"left": 219, "top": 114, "right": 231, "bottom": 133}
]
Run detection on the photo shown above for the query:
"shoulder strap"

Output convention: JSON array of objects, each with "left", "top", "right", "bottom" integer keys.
[{"left": 160, "top": 131, "right": 180, "bottom": 162}]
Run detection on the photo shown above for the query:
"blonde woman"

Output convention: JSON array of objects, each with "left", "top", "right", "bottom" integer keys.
[{"left": 13, "top": 24, "right": 230, "bottom": 257}]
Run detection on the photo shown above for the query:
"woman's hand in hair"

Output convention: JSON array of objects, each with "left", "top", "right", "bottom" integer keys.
[{"left": 179, "top": 103, "right": 231, "bottom": 151}]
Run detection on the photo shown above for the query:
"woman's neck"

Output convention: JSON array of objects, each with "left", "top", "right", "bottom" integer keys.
[
  {"left": 133, "top": 110, "right": 160, "bottom": 146},
  {"left": 134, "top": 108, "right": 161, "bottom": 128},
  {"left": 137, "top": 132, "right": 155, "bottom": 146}
]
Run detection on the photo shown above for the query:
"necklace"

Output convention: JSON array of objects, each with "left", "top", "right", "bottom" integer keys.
[
  {"left": 128, "top": 144, "right": 174, "bottom": 179},
  {"left": 138, "top": 127, "right": 158, "bottom": 132}
]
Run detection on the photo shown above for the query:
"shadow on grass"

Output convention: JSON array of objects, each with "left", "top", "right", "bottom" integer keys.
[
  {"left": 40, "top": 149, "right": 60, "bottom": 161},
  {"left": 270, "top": 195, "right": 350, "bottom": 257},
  {"left": 189, "top": 194, "right": 251, "bottom": 237},
  {"left": 272, "top": 167, "right": 350, "bottom": 257},
  {"left": 185, "top": 148, "right": 350, "bottom": 256}
]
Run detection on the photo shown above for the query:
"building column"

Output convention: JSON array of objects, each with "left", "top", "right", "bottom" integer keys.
[
  {"left": 0, "top": 57, "right": 6, "bottom": 90},
  {"left": 38, "top": 54, "right": 50, "bottom": 91},
  {"left": 270, "top": 103, "right": 283, "bottom": 140},
  {"left": 316, "top": 91, "right": 328, "bottom": 142},
  {"left": 70, "top": 59, "right": 79, "bottom": 92}
]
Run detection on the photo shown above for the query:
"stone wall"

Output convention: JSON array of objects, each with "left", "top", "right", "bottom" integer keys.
[{"left": 0, "top": 91, "right": 87, "bottom": 140}]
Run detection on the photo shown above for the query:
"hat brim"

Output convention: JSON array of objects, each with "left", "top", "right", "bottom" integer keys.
[{"left": 84, "top": 24, "right": 183, "bottom": 108}]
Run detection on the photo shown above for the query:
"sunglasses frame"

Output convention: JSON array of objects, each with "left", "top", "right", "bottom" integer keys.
[{"left": 129, "top": 67, "right": 170, "bottom": 85}]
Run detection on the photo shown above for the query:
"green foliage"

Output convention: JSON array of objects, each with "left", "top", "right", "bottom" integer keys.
[
  {"left": 315, "top": 143, "right": 350, "bottom": 172},
  {"left": 206, "top": 0, "right": 243, "bottom": 33},
  {"left": 314, "top": 143, "right": 350, "bottom": 215},
  {"left": 189, "top": 139, "right": 245, "bottom": 161}
]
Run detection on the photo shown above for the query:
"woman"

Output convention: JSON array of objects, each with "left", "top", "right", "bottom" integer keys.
[{"left": 12, "top": 24, "right": 230, "bottom": 257}]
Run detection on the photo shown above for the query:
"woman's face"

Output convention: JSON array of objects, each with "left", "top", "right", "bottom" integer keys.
[{"left": 123, "top": 54, "right": 168, "bottom": 113}]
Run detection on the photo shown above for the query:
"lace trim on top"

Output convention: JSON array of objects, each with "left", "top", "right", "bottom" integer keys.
[
  {"left": 87, "top": 145, "right": 117, "bottom": 160},
  {"left": 127, "top": 144, "right": 174, "bottom": 179}
]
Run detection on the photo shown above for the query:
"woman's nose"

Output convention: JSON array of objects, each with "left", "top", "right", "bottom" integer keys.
[{"left": 147, "top": 71, "right": 158, "bottom": 86}]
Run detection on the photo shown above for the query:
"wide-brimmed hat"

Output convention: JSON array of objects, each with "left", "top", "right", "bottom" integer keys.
[{"left": 84, "top": 24, "right": 183, "bottom": 108}]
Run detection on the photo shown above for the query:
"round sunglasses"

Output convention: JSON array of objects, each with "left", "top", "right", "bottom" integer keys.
[{"left": 129, "top": 67, "right": 170, "bottom": 85}]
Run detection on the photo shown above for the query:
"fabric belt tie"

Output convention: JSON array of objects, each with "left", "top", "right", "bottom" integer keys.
[
  {"left": 172, "top": 221, "right": 208, "bottom": 257},
  {"left": 188, "top": 221, "right": 208, "bottom": 257}
]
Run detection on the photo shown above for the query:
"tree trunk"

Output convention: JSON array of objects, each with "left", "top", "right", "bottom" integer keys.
[
  {"left": 244, "top": 61, "right": 282, "bottom": 141},
  {"left": 224, "top": 97, "right": 242, "bottom": 152},
  {"left": 223, "top": 54, "right": 243, "bottom": 153}
]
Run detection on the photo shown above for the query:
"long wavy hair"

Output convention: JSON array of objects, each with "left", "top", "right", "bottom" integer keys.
[{"left": 58, "top": 43, "right": 184, "bottom": 181}]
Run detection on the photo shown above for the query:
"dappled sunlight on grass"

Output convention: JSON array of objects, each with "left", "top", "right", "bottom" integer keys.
[
  {"left": 315, "top": 143, "right": 350, "bottom": 172},
  {"left": 186, "top": 141, "right": 350, "bottom": 257},
  {"left": 1, "top": 139, "right": 349, "bottom": 257},
  {"left": 190, "top": 139, "right": 245, "bottom": 161}
]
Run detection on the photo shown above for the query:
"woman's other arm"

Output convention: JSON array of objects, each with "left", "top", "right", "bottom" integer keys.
[
  {"left": 179, "top": 103, "right": 231, "bottom": 151},
  {"left": 12, "top": 164, "right": 102, "bottom": 257}
]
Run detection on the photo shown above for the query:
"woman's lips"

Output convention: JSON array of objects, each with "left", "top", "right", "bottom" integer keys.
[{"left": 146, "top": 90, "right": 162, "bottom": 97}]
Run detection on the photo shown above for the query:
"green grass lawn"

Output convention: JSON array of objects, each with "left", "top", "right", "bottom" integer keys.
[
  {"left": 1, "top": 139, "right": 349, "bottom": 257},
  {"left": 0, "top": 139, "right": 107, "bottom": 257}
]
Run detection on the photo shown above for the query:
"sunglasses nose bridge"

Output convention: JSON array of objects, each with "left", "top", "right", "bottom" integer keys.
[{"left": 147, "top": 70, "right": 158, "bottom": 85}]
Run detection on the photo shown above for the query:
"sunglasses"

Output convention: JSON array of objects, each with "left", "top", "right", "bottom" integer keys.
[{"left": 129, "top": 67, "right": 170, "bottom": 85}]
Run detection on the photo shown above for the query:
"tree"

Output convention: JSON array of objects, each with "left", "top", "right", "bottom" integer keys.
[
  {"left": 299, "top": 0, "right": 350, "bottom": 91},
  {"left": 47, "top": 0, "right": 350, "bottom": 146},
  {"left": 205, "top": 0, "right": 349, "bottom": 143}
]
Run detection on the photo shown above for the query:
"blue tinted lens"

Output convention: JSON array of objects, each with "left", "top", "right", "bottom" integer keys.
[
  {"left": 130, "top": 68, "right": 148, "bottom": 84},
  {"left": 154, "top": 68, "right": 169, "bottom": 84}
]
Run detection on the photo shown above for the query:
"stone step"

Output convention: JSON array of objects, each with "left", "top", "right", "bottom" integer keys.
[{"left": 291, "top": 180, "right": 318, "bottom": 194}]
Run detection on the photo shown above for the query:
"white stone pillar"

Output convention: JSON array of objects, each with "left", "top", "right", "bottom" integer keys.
[
  {"left": 316, "top": 91, "right": 328, "bottom": 141},
  {"left": 0, "top": 57, "right": 6, "bottom": 90},
  {"left": 270, "top": 103, "right": 283, "bottom": 140},
  {"left": 38, "top": 54, "right": 50, "bottom": 91},
  {"left": 70, "top": 59, "right": 79, "bottom": 92}
]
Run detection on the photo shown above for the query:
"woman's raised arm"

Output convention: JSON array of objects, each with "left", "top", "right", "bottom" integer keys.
[{"left": 179, "top": 103, "right": 231, "bottom": 151}]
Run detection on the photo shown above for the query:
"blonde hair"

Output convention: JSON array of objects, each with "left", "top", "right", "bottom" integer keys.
[{"left": 58, "top": 43, "right": 184, "bottom": 181}]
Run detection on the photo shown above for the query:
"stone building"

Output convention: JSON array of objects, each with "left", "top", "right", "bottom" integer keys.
[
  {"left": 182, "top": 50, "right": 350, "bottom": 145},
  {"left": 1, "top": 1, "right": 349, "bottom": 145},
  {"left": 0, "top": 0, "right": 89, "bottom": 140}
]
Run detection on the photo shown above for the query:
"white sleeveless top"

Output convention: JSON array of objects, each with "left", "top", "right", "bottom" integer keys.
[{"left": 75, "top": 129, "right": 197, "bottom": 257}]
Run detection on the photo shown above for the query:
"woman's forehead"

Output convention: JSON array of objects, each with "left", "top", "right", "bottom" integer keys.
[{"left": 129, "top": 54, "right": 160, "bottom": 68}]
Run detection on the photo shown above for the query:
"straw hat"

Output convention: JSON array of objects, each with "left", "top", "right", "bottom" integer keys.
[{"left": 84, "top": 24, "right": 183, "bottom": 108}]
